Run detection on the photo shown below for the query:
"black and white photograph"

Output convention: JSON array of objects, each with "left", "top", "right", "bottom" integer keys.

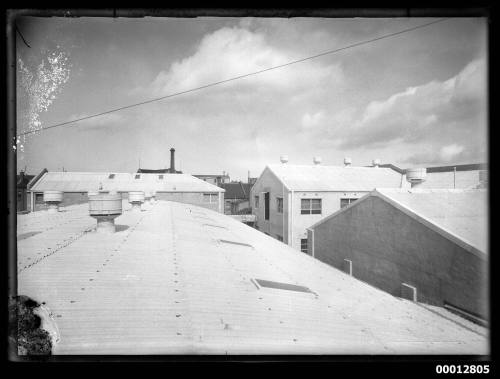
[{"left": 7, "top": 8, "right": 490, "bottom": 363}]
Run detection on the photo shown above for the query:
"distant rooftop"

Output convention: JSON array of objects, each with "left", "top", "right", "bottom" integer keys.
[
  {"left": 28, "top": 171, "right": 224, "bottom": 193},
  {"left": 220, "top": 182, "right": 252, "bottom": 199},
  {"left": 425, "top": 163, "right": 487, "bottom": 173},
  {"left": 267, "top": 164, "right": 404, "bottom": 191},
  {"left": 17, "top": 200, "right": 488, "bottom": 354},
  {"left": 137, "top": 168, "right": 182, "bottom": 174}
]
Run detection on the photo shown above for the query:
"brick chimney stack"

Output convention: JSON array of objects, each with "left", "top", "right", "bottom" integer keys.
[{"left": 170, "top": 148, "right": 175, "bottom": 172}]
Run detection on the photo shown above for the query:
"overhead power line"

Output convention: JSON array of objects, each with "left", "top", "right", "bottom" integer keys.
[{"left": 18, "top": 17, "right": 449, "bottom": 137}]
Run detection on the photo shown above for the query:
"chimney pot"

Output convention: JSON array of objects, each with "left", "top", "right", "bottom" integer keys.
[
  {"left": 344, "top": 157, "right": 352, "bottom": 167},
  {"left": 313, "top": 156, "right": 322, "bottom": 165},
  {"left": 280, "top": 155, "right": 289, "bottom": 164}
]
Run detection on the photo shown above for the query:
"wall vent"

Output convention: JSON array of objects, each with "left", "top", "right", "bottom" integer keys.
[{"left": 253, "top": 278, "right": 315, "bottom": 294}]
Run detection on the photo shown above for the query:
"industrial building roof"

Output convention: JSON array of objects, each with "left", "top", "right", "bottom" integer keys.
[
  {"left": 311, "top": 188, "right": 488, "bottom": 257},
  {"left": 28, "top": 171, "right": 224, "bottom": 193},
  {"left": 266, "top": 164, "right": 404, "bottom": 191},
  {"left": 221, "top": 182, "right": 252, "bottom": 200},
  {"left": 17, "top": 200, "right": 487, "bottom": 354}
]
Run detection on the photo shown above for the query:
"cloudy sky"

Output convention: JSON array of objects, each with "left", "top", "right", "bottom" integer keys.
[{"left": 15, "top": 16, "right": 487, "bottom": 181}]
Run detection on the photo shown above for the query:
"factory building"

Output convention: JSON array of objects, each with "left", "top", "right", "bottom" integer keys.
[
  {"left": 307, "top": 188, "right": 488, "bottom": 321},
  {"left": 16, "top": 200, "right": 488, "bottom": 354},
  {"left": 378, "top": 163, "right": 488, "bottom": 189},
  {"left": 27, "top": 171, "right": 225, "bottom": 213},
  {"left": 17, "top": 171, "right": 35, "bottom": 213},
  {"left": 137, "top": 147, "right": 183, "bottom": 174},
  {"left": 250, "top": 157, "right": 407, "bottom": 251},
  {"left": 220, "top": 182, "right": 252, "bottom": 215}
]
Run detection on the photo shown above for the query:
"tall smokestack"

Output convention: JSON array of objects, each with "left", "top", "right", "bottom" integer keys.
[{"left": 170, "top": 148, "right": 175, "bottom": 172}]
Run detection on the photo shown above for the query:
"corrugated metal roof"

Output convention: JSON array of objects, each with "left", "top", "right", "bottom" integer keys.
[
  {"left": 376, "top": 189, "right": 488, "bottom": 254},
  {"left": 17, "top": 201, "right": 488, "bottom": 354},
  {"left": 267, "top": 164, "right": 404, "bottom": 191},
  {"left": 29, "top": 171, "right": 224, "bottom": 193}
]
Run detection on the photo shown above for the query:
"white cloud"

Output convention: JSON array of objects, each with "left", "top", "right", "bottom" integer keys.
[
  {"left": 439, "top": 144, "right": 465, "bottom": 162},
  {"left": 137, "top": 26, "right": 342, "bottom": 98},
  {"left": 308, "top": 58, "right": 486, "bottom": 151},
  {"left": 301, "top": 111, "right": 324, "bottom": 130}
]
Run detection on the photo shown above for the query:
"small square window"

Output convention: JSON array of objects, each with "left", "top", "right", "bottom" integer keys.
[
  {"left": 159, "top": 175, "right": 164, "bottom": 179},
  {"left": 135, "top": 174, "right": 140, "bottom": 179},
  {"left": 108, "top": 174, "right": 115, "bottom": 179}
]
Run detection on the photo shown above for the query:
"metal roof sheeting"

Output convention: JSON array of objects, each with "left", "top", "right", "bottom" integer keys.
[
  {"left": 267, "top": 164, "right": 404, "bottom": 191},
  {"left": 29, "top": 171, "right": 224, "bottom": 193},
  {"left": 17, "top": 201, "right": 488, "bottom": 354},
  {"left": 376, "top": 188, "right": 488, "bottom": 254}
]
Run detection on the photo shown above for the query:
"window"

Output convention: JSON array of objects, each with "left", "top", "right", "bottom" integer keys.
[
  {"left": 276, "top": 197, "right": 283, "bottom": 213},
  {"left": 254, "top": 195, "right": 259, "bottom": 208},
  {"left": 203, "top": 193, "right": 218, "bottom": 203},
  {"left": 135, "top": 174, "right": 140, "bottom": 179},
  {"left": 301, "top": 198, "right": 322, "bottom": 215},
  {"left": 108, "top": 173, "right": 115, "bottom": 179},
  {"left": 35, "top": 193, "right": 44, "bottom": 204},
  {"left": 158, "top": 175, "right": 164, "bottom": 180},
  {"left": 300, "top": 238, "right": 308, "bottom": 254},
  {"left": 340, "top": 198, "right": 358, "bottom": 208},
  {"left": 276, "top": 235, "right": 283, "bottom": 242}
]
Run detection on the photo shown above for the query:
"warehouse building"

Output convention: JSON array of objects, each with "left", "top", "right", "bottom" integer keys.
[
  {"left": 307, "top": 188, "right": 488, "bottom": 321},
  {"left": 27, "top": 170, "right": 225, "bottom": 213},
  {"left": 220, "top": 182, "right": 252, "bottom": 215},
  {"left": 378, "top": 163, "right": 488, "bottom": 189},
  {"left": 16, "top": 200, "right": 488, "bottom": 354},
  {"left": 17, "top": 171, "right": 35, "bottom": 213},
  {"left": 250, "top": 157, "right": 407, "bottom": 251}
]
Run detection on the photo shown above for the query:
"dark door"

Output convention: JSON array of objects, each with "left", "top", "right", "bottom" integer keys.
[{"left": 264, "top": 192, "right": 270, "bottom": 220}]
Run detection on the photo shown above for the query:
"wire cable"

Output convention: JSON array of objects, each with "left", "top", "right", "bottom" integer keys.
[{"left": 17, "top": 17, "right": 449, "bottom": 137}]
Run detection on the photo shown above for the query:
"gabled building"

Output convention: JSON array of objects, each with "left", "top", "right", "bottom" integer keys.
[
  {"left": 308, "top": 188, "right": 488, "bottom": 320},
  {"left": 251, "top": 157, "right": 407, "bottom": 251},
  {"left": 28, "top": 170, "right": 225, "bottom": 213},
  {"left": 17, "top": 171, "right": 35, "bottom": 212},
  {"left": 220, "top": 182, "right": 252, "bottom": 215}
]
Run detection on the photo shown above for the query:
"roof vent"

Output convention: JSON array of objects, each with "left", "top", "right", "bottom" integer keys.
[
  {"left": 344, "top": 157, "right": 352, "bottom": 167},
  {"left": 372, "top": 159, "right": 381, "bottom": 167},
  {"left": 88, "top": 192, "right": 123, "bottom": 233},
  {"left": 43, "top": 191, "right": 63, "bottom": 213},
  {"left": 313, "top": 156, "right": 322, "bottom": 165},
  {"left": 406, "top": 168, "right": 427, "bottom": 187},
  {"left": 280, "top": 155, "right": 289, "bottom": 164},
  {"left": 128, "top": 191, "right": 145, "bottom": 212}
]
